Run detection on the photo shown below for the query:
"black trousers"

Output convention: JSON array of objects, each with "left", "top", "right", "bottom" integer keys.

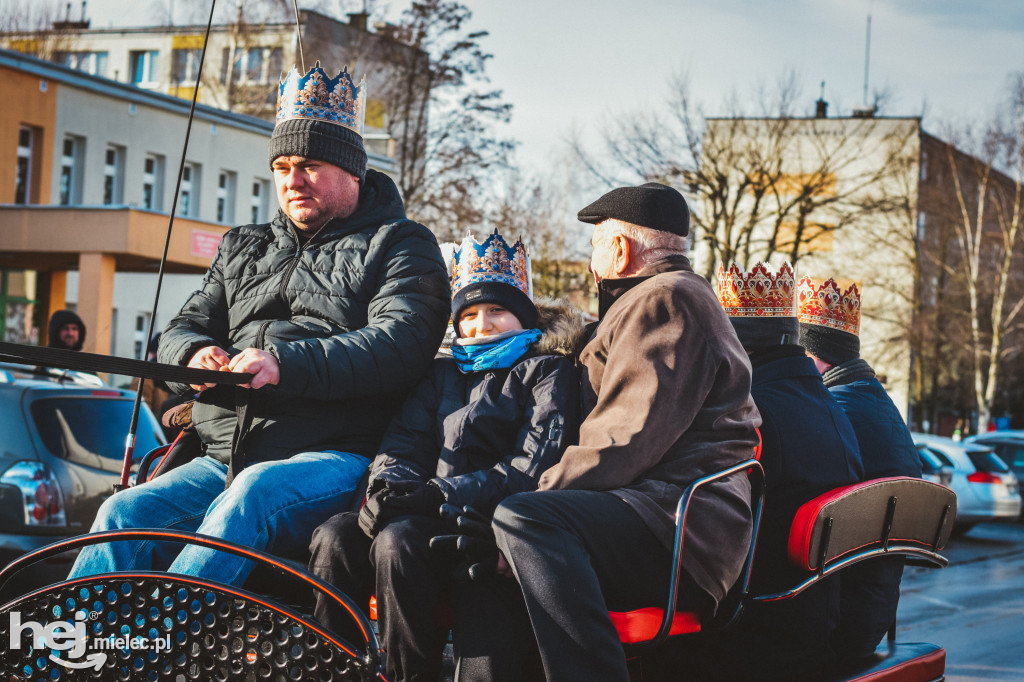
[
  {"left": 492, "top": 490, "right": 713, "bottom": 682},
  {"left": 309, "top": 511, "right": 539, "bottom": 682}
]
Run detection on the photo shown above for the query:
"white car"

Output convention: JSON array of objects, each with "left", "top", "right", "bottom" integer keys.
[{"left": 912, "top": 433, "right": 1021, "bottom": 533}]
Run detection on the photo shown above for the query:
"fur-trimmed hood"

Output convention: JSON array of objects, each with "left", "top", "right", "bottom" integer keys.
[{"left": 533, "top": 297, "right": 590, "bottom": 358}]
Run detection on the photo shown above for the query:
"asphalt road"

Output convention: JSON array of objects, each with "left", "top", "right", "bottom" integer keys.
[{"left": 895, "top": 521, "right": 1024, "bottom": 681}]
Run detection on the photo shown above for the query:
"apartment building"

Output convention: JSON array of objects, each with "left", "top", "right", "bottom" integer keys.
[{"left": 694, "top": 110, "right": 1022, "bottom": 429}]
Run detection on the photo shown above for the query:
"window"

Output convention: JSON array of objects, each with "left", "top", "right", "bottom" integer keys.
[
  {"left": 59, "top": 136, "right": 84, "bottom": 205},
  {"left": 15, "top": 126, "right": 34, "bottom": 205},
  {"left": 58, "top": 51, "right": 109, "bottom": 78},
  {"left": 251, "top": 179, "right": 269, "bottom": 223},
  {"left": 216, "top": 171, "right": 237, "bottom": 223},
  {"left": 103, "top": 145, "right": 125, "bottom": 205},
  {"left": 0, "top": 270, "right": 38, "bottom": 343},
  {"left": 245, "top": 47, "right": 263, "bottom": 82},
  {"left": 130, "top": 50, "right": 159, "bottom": 86},
  {"left": 30, "top": 397, "right": 163, "bottom": 468},
  {"left": 171, "top": 48, "right": 201, "bottom": 84},
  {"left": 179, "top": 163, "right": 200, "bottom": 217},
  {"left": 143, "top": 154, "right": 165, "bottom": 210},
  {"left": 220, "top": 46, "right": 282, "bottom": 85},
  {"left": 133, "top": 313, "right": 151, "bottom": 360},
  {"left": 268, "top": 48, "right": 283, "bottom": 83}
]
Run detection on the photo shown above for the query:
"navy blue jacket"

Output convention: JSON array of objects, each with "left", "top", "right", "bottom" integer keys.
[
  {"left": 699, "top": 346, "right": 864, "bottom": 680},
  {"left": 823, "top": 358, "right": 921, "bottom": 660}
]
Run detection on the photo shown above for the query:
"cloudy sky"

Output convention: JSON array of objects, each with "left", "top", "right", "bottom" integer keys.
[{"left": 81, "top": 0, "right": 1024, "bottom": 174}]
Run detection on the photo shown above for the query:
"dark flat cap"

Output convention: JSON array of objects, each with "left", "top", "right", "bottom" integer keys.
[{"left": 577, "top": 182, "right": 689, "bottom": 236}]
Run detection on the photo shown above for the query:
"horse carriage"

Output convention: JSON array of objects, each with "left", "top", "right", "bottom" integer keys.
[{"left": 0, "top": 404, "right": 956, "bottom": 681}]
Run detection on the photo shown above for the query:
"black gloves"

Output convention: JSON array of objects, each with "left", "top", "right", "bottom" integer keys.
[
  {"left": 358, "top": 480, "right": 446, "bottom": 539},
  {"left": 429, "top": 504, "right": 500, "bottom": 582}
]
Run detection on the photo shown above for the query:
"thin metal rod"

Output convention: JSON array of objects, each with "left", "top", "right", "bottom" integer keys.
[
  {"left": 118, "top": 0, "right": 218, "bottom": 491},
  {"left": 292, "top": 0, "right": 305, "bottom": 72}
]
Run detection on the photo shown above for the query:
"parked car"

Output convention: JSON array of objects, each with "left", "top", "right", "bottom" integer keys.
[
  {"left": 912, "top": 433, "right": 1021, "bottom": 533},
  {"left": 0, "top": 362, "right": 165, "bottom": 598},
  {"left": 965, "top": 431, "right": 1024, "bottom": 514}
]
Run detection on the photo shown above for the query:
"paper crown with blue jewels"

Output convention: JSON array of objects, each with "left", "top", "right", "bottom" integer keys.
[
  {"left": 275, "top": 61, "right": 366, "bottom": 136},
  {"left": 451, "top": 229, "right": 533, "bottom": 299}
]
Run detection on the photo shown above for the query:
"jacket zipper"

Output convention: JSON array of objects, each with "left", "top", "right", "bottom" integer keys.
[
  {"left": 279, "top": 255, "right": 302, "bottom": 301},
  {"left": 278, "top": 225, "right": 318, "bottom": 300},
  {"left": 255, "top": 320, "right": 272, "bottom": 351}
]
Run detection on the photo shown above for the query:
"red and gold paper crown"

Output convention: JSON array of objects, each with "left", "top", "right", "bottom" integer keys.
[
  {"left": 276, "top": 62, "right": 365, "bottom": 136},
  {"left": 451, "top": 229, "right": 532, "bottom": 299},
  {"left": 716, "top": 262, "right": 797, "bottom": 317},
  {"left": 796, "top": 275, "right": 861, "bottom": 336}
]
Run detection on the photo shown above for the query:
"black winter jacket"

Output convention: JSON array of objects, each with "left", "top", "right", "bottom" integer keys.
[
  {"left": 824, "top": 358, "right": 921, "bottom": 661},
  {"left": 159, "top": 170, "right": 451, "bottom": 466},
  {"left": 366, "top": 302, "right": 585, "bottom": 517},
  {"left": 693, "top": 347, "right": 864, "bottom": 681}
]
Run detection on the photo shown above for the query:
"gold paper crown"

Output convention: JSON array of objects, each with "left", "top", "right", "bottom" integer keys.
[
  {"left": 451, "top": 229, "right": 532, "bottom": 299},
  {"left": 796, "top": 275, "right": 861, "bottom": 336},
  {"left": 716, "top": 262, "right": 797, "bottom": 317},
  {"left": 275, "top": 61, "right": 366, "bottom": 136}
]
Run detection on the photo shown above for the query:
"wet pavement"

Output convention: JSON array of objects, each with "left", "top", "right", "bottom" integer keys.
[{"left": 896, "top": 522, "right": 1024, "bottom": 681}]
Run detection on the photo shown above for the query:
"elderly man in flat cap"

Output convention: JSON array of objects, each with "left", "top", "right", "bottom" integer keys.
[{"left": 490, "top": 183, "right": 762, "bottom": 681}]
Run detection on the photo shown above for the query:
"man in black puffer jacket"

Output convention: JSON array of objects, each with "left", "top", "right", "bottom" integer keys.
[
  {"left": 798, "top": 275, "right": 921, "bottom": 663},
  {"left": 68, "top": 63, "right": 450, "bottom": 587}
]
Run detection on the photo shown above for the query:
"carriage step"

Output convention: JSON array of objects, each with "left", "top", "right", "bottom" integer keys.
[{"left": 824, "top": 641, "right": 945, "bottom": 682}]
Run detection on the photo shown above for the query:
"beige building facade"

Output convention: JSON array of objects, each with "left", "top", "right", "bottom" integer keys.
[{"left": 695, "top": 115, "right": 925, "bottom": 418}]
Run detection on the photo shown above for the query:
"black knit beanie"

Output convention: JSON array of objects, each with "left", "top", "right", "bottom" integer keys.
[
  {"left": 268, "top": 118, "right": 367, "bottom": 181},
  {"left": 729, "top": 317, "right": 800, "bottom": 353},
  {"left": 800, "top": 323, "right": 860, "bottom": 366},
  {"left": 452, "top": 281, "right": 538, "bottom": 336},
  {"left": 577, "top": 182, "right": 689, "bottom": 236}
]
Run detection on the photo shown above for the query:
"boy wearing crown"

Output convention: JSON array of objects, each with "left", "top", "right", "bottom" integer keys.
[
  {"left": 490, "top": 184, "right": 761, "bottom": 682},
  {"left": 676, "top": 262, "right": 864, "bottom": 680},
  {"left": 68, "top": 64, "right": 450, "bottom": 587},
  {"left": 308, "top": 230, "right": 584, "bottom": 682},
  {"left": 798, "top": 276, "right": 921, "bottom": 662}
]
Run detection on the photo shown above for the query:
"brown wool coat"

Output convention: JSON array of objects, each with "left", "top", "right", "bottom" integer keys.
[{"left": 538, "top": 256, "right": 762, "bottom": 611}]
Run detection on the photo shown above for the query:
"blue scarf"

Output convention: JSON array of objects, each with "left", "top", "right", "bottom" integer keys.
[{"left": 451, "top": 328, "right": 542, "bottom": 373}]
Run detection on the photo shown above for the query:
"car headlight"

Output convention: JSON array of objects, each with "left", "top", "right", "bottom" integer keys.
[{"left": 0, "top": 461, "right": 68, "bottom": 527}]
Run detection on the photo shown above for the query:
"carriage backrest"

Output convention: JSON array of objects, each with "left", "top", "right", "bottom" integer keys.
[{"left": 787, "top": 476, "right": 956, "bottom": 577}]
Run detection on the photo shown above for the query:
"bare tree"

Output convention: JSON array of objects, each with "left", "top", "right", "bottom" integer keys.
[
  {"left": 934, "top": 73, "right": 1024, "bottom": 432},
  {"left": 488, "top": 166, "right": 593, "bottom": 305},
  {"left": 0, "top": 0, "right": 81, "bottom": 61},
  {"left": 374, "top": 0, "right": 514, "bottom": 231},
  {"left": 572, "top": 72, "right": 920, "bottom": 281}
]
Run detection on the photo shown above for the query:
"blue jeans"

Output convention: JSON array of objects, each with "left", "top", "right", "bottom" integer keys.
[{"left": 68, "top": 451, "right": 370, "bottom": 586}]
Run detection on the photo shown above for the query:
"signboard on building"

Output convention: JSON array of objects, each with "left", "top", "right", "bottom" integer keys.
[{"left": 190, "top": 230, "right": 222, "bottom": 260}]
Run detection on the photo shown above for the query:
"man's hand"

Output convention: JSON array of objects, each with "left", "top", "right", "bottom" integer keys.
[
  {"left": 187, "top": 346, "right": 231, "bottom": 392},
  {"left": 228, "top": 349, "right": 280, "bottom": 389}
]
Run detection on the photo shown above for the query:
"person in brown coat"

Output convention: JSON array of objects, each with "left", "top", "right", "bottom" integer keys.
[{"left": 490, "top": 183, "right": 762, "bottom": 682}]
